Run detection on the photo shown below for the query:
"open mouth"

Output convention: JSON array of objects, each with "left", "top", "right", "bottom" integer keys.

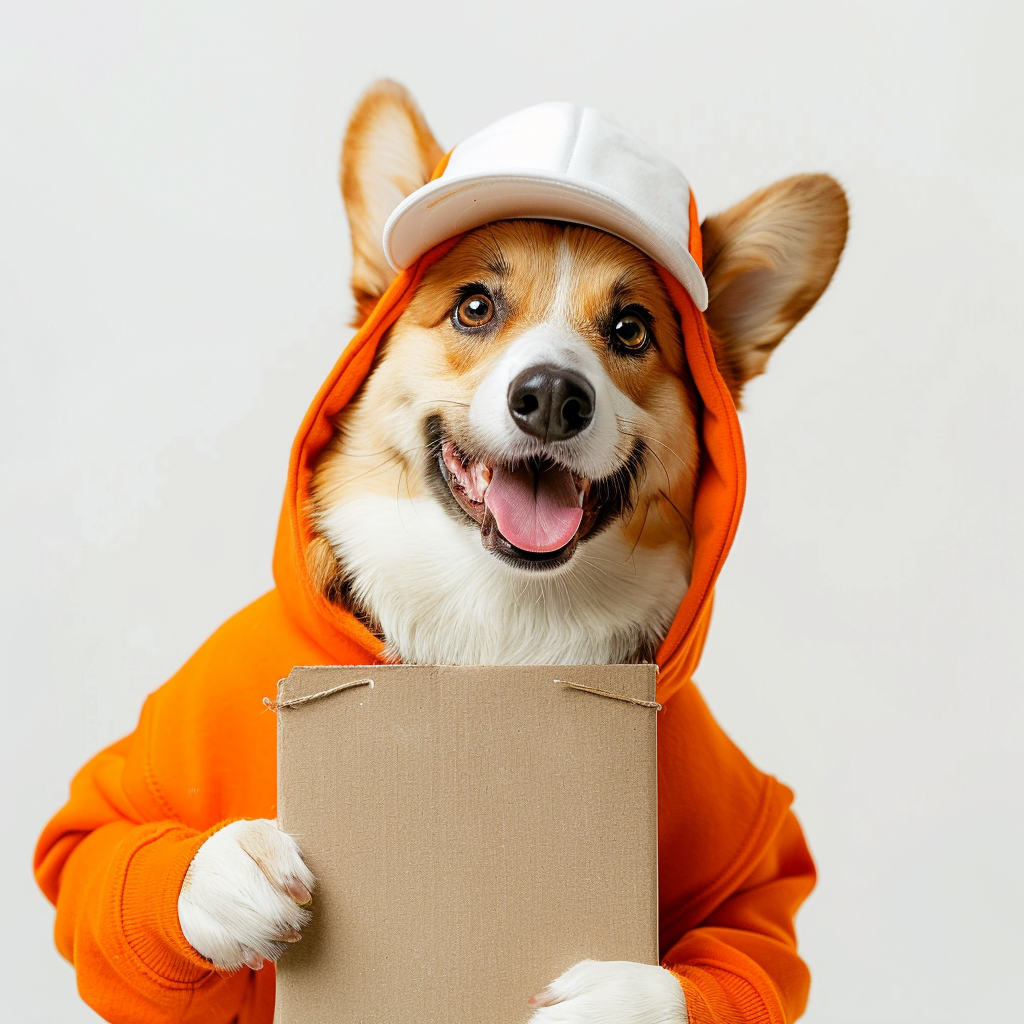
[{"left": 436, "top": 436, "right": 601, "bottom": 570}]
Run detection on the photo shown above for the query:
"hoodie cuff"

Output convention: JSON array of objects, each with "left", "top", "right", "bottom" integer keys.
[
  {"left": 119, "top": 822, "right": 224, "bottom": 984},
  {"left": 667, "top": 968, "right": 778, "bottom": 1024}
]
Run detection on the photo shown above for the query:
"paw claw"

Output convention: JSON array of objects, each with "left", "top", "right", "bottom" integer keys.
[
  {"left": 241, "top": 947, "right": 264, "bottom": 971},
  {"left": 286, "top": 880, "right": 312, "bottom": 905},
  {"left": 528, "top": 987, "right": 556, "bottom": 1008},
  {"left": 178, "top": 819, "right": 316, "bottom": 971},
  {"left": 527, "top": 960, "right": 688, "bottom": 1024}
]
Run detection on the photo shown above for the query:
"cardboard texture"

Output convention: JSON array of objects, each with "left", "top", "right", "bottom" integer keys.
[{"left": 274, "top": 663, "right": 659, "bottom": 1024}]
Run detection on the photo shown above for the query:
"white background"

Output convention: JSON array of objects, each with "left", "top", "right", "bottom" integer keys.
[{"left": 2, "top": 3, "right": 1022, "bottom": 1022}]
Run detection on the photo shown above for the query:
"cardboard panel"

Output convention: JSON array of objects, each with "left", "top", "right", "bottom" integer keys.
[{"left": 275, "top": 664, "right": 658, "bottom": 1024}]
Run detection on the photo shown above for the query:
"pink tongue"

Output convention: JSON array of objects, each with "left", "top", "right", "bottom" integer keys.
[{"left": 484, "top": 464, "right": 583, "bottom": 553}]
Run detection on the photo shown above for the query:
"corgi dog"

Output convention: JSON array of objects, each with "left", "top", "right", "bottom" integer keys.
[
  {"left": 305, "top": 85, "right": 846, "bottom": 668},
  {"left": 177, "top": 81, "right": 847, "bottom": 1023}
]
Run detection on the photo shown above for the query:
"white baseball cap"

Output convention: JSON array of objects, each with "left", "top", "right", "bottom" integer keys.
[{"left": 382, "top": 101, "right": 708, "bottom": 311}]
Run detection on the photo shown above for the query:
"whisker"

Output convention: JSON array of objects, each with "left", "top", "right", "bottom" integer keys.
[
  {"left": 337, "top": 442, "right": 432, "bottom": 461},
  {"left": 573, "top": 562, "right": 610, "bottom": 595},
  {"left": 618, "top": 421, "right": 690, "bottom": 472},
  {"left": 554, "top": 572, "right": 573, "bottom": 613},
  {"left": 579, "top": 553, "right": 636, "bottom": 568},
  {"left": 323, "top": 442, "right": 435, "bottom": 493},
  {"left": 575, "top": 555, "right": 610, "bottom": 579},
  {"left": 627, "top": 501, "right": 651, "bottom": 566},
  {"left": 395, "top": 466, "right": 412, "bottom": 533},
  {"left": 403, "top": 463, "right": 418, "bottom": 510},
  {"left": 645, "top": 445, "right": 673, "bottom": 492},
  {"left": 328, "top": 452, "right": 403, "bottom": 488},
  {"left": 658, "top": 488, "right": 692, "bottom": 539},
  {"left": 418, "top": 399, "right": 471, "bottom": 409},
  {"left": 514, "top": 577, "right": 532, "bottom": 606}
]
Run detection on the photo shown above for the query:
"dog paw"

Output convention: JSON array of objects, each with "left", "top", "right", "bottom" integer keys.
[
  {"left": 527, "top": 960, "right": 688, "bottom": 1024},
  {"left": 177, "top": 818, "right": 315, "bottom": 971}
]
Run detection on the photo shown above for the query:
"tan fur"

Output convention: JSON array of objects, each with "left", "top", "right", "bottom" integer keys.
[
  {"left": 310, "top": 82, "right": 848, "bottom": 659},
  {"left": 701, "top": 174, "right": 849, "bottom": 402},
  {"left": 311, "top": 220, "right": 700, "bottom": 585},
  {"left": 341, "top": 80, "right": 443, "bottom": 324},
  {"left": 305, "top": 533, "right": 346, "bottom": 603}
]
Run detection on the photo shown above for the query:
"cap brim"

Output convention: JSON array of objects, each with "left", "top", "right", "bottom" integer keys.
[{"left": 382, "top": 172, "right": 709, "bottom": 312}]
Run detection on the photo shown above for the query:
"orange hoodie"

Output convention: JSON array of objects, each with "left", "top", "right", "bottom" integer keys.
[{"left": 35, "top": 200, "right": 816, "bottom": 1024}]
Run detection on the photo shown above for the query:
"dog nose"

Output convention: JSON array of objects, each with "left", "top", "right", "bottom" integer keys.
[{"left": 507, "top": 364, "right": 596, "bottom": 442}]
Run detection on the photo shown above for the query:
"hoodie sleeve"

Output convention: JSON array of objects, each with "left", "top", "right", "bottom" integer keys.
[
  {"left": 662, "top": 810, "right": 816, "bottom": 1024},
  {"left": 33, "top": 698, "right": 254, "bottom": 1023}
]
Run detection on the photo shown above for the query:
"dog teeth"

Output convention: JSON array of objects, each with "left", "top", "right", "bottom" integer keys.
[
  {"left": 468, "top": 463, "right": 491, "bottom": 501},
  {"left": 442, "top": 440, "right": 465, "bottom": 482},
  {"left": 444, "top": 437, "right": 491, "bottom": 504}
]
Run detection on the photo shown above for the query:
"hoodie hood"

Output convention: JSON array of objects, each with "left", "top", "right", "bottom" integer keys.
[{"left": 272, "top": 192, "right": 745, "bottom": 706}]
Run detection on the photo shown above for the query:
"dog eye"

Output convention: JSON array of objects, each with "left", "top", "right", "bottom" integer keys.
[
  {"left": 454, "top": 293, "right": 494, "bottom": 328},
  {"left": 611, "top": 313, "right": 649, "bottom": 352}
]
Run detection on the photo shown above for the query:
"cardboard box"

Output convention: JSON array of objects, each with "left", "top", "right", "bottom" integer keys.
[{"left": 274, "top": 663, "right": 659, "bottom": 1023}]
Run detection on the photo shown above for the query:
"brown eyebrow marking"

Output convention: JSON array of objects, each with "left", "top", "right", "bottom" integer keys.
[
  {"left": 610, "top": 271, "right": 645, "bottom": 305},
  {"left": 482, "top": 251, "right": 510, "bottom": 278},
  {"left": 469, "top": 229, "right": 512, "bottom": 279}
]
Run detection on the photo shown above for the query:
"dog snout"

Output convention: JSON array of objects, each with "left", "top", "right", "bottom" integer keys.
[{"left": 507, "top": 364, "right": 595, "bottom": 443}]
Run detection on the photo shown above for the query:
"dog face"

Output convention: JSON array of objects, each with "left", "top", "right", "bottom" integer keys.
[
  {"left": 310, "top": 220, "right": 699, "bottom": 663},
  {"left": 335, "top": 220, "right": 697, "bottom": 567},
  {"left": 435, "top": 222, "right": 698, "bottom": 570},
  {"left": 307, "top": 81, "right": 848, "bottom": 665}
]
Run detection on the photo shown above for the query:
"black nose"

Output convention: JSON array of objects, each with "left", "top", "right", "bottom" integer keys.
[{"left": 507, "top": 364, "right": 596, "bottom": 442}]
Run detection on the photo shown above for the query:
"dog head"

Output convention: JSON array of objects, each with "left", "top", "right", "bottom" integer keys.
[{"left": 307, "top": 82, "right": 847, "bottom": 665}]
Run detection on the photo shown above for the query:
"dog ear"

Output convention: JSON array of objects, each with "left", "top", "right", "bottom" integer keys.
[
  {"left": 700, "top": 174, "right": 848, "bottom": 402},
  {"left": 341, "top": 80, "right": 444, "bottom": 325}
]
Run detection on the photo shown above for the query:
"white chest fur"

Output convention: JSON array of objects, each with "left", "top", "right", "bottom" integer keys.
[{"left": 320, "top": 494, "right": 690, "bottom": 665}]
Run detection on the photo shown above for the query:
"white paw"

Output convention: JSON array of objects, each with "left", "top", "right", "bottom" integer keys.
[
  {"left": 527, "top": 960, "right": 688, "bottom": 1024},
  {"left": 177, "top": 818, "right": 315, "bottom": 971}
]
